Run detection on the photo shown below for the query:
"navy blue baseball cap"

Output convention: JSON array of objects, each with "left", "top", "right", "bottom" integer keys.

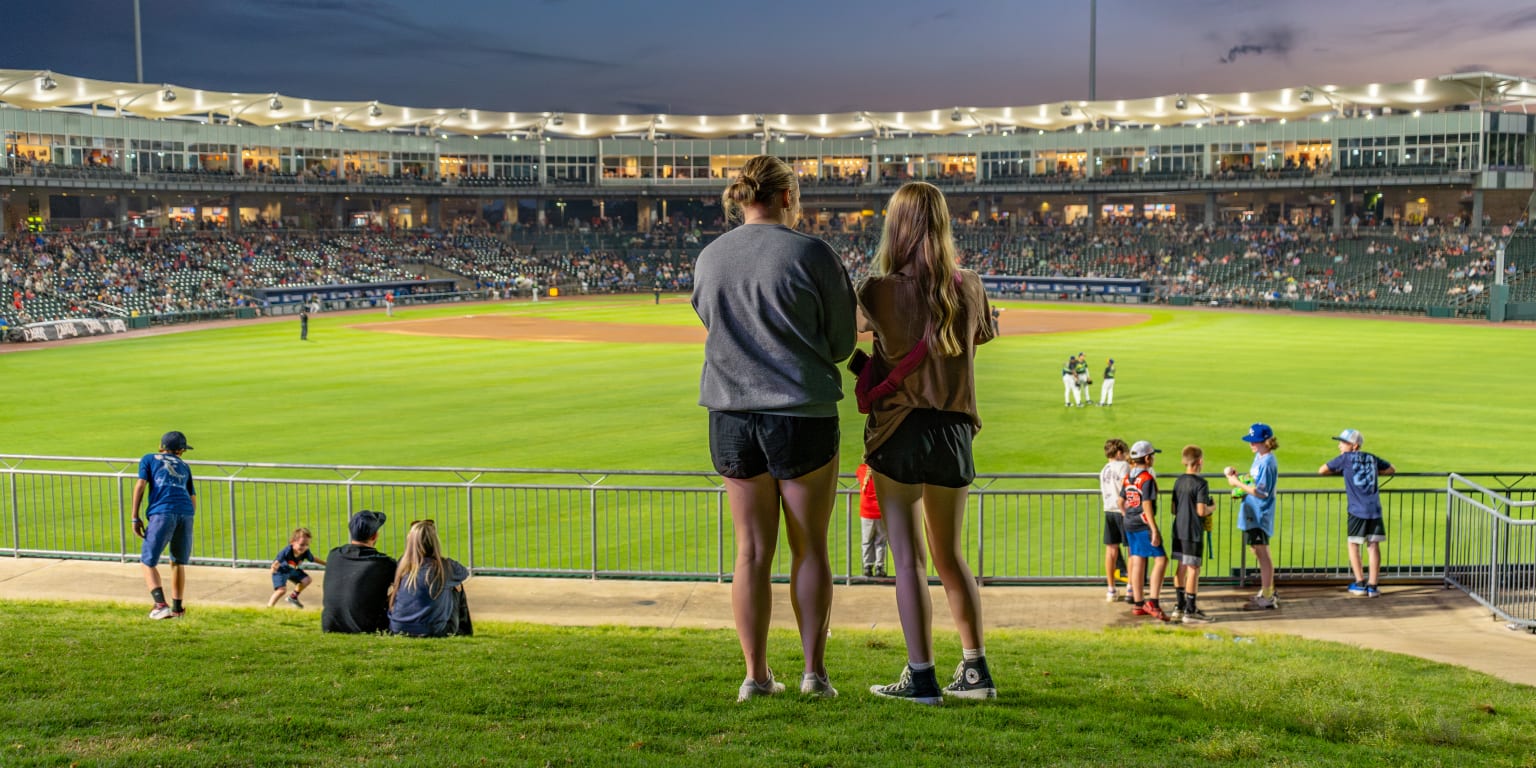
[
  {"left": 161, "top": 431, "right": 193, "bottom": 451},
  {"left": 1241, "top": 423, "right": 1274, "bottom": 443},
  {"left": 349, "top": 510, "right": 387, "bottom": 541}
]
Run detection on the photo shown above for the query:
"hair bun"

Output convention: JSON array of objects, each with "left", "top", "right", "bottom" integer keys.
[{"left": 737, "top": 175, "right": 760, "bottom": 193}]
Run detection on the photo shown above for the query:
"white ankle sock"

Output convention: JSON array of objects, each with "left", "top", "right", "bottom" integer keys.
[{"left": 962, "top": 647, "right": 984, "bottom": 661}]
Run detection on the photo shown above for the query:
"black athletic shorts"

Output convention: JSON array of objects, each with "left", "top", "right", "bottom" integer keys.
[
  {"left": 708, "top": 411, "right": 839, "bottom": 480},
  {"left": 1347, "top": 515, "right": 1387, "bottom": 542},
  {"left": 1242, "top": 527, "right": 1270, "bottom": 547},
  {"left": 865, "top": 409, "right": 975, "bottom": 488},
  {"left": 1177, "top": 539, "right": 1204, "bottom": 565},
  {"left": 1103, "top": 512, "right": 1127, "bottom": 546}
]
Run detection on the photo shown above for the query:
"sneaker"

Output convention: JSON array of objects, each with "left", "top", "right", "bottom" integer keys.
[
  {"left": 875, "top": 566, "right": 887, "bottom": 578},
  {"left": 1132, "top": 602, "right": 1152, "bottom": 616},
  {"left": 737, "top": 671, "right": 786, "bottom": 702},
  {"left": 1366, "top": 585, "right": 1381, "bottom": 598},
  {"left": 1243, "top": 595, "right": 1279, "bottom": 611},
  {"left": 286, "top": 594, "right": 304, "bottom": 609},
  {"left": 801, "top": 673, "right": 838, "bottom": 698},
  {"left": 942, "top": 659, "right": 997, "bottom": 700},
  {"left": 1181, "top": 609, "right": 1214, "bottom": 624},
  {"left": 1105, "top": 588, "right": 1119, "bottom": 603},
  {"left": 862, "top": 565, "right": 874, "bottom": 578},
  {"left": 1169, "top": 606, "right": 1184, "bottom": 622},
  {"left": 1347, "top": 581, "right": 1368, "bottom": 596},
  {"left": 1143, "top": 601, "right": 1170, "bottom": 622},
  {"left": 870, "top": 665, "right": 943, "bottom": 705},
  {"left": 148, "top": 604, "right": 174, "bottom": 620}
]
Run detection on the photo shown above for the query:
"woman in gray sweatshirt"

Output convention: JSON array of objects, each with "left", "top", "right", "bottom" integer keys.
[{"left": 691, "top": 155, "right": 857, "bottom": 702}]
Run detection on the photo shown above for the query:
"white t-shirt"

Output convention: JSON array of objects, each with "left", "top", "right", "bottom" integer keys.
[{"left": 1099, "top": 459, "right": 1129, "bottom": 512}]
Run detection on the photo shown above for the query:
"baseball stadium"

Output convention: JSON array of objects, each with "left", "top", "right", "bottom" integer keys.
[{"left": 4, "top": 48, "right": 1536, "bottom": 767}]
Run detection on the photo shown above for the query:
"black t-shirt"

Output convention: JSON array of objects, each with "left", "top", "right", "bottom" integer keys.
[
  {"left": 321, "top": 544, "right": 398, "bottom": 634},
  {"left": 1172, "top": 473, "right": 1214, "bottom": 543}
]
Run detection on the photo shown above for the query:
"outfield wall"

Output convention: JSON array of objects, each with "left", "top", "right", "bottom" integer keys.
[{"left": 5, "top": 456, "right": 1532, "bottom": 589}]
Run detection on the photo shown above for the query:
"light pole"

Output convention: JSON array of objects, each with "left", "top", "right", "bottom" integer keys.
[
  {"left": 134, "top": 0, "right": 144, "bottom": 83},
  {"left": 1089, "top": 0, "right": 1097, "bottom": 100}
]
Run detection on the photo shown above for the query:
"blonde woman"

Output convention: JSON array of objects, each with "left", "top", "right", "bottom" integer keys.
[
  {"left": 692, "top": 155, "right": 858, "bottom": 701},
  {"left": 387, "top": 520, "right": 472, "bottom": 637},
  {"left": 859, "top": 182, "right": 997, "bottom": 704}
]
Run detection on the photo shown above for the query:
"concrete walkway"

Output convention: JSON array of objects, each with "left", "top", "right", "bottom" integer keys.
[{"left": 2, "top": 557, "right": 1531, "bottom": 687}]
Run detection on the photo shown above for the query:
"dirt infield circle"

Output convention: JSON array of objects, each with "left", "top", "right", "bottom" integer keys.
[{"left": 352, "top": 309, "right": 1147, "bottom": 343}]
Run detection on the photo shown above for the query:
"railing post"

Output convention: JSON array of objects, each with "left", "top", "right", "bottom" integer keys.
[
  {"left": 228, "top": 479, "right": 238, "bottom": 567},
  {"left": 466, "top": 484, "right": 476, "bottom": 573},
  {"left": 844, "top": 488, "right": 853, "bottom": 586},
  {"left": 589, "top": 487, "right": 598, "bottom": 580},
  {"left": 1443, "top": 475, "right": 1455, "bottom": 587},
  {"left": 975, "top": 492, "right": 986, "bottom": 584},
  {"left": 717, "top": 488, "right": 726, "bottom": 584},
  {"left": 117, "top": 476, "right": 128, "bottom": 563},
  {"left": 1489, "top": 517, "right": 1502, "bottom": 610},
  {"left": 11, "top": 471, "right": 21, "bottom": 558}
]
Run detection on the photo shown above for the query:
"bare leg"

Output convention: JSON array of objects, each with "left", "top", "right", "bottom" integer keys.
[
  {"left": 874, "top": 472, "right": 933, "bottom": 666},
  {"left": 1252, "top": 544, "right": 1274, "bottom": 594},
  {"left": 268, "top": 588, "right": 285, "bottom": 607},
  {"left": 142, "top": 564, "right": 162, "bottom": 593},
  {"left": 1104, "top": 545, "right": 1119, "bottom": 592},
  {"left": 1184, "top": 563, "right": 1201, "bottom": 595},
  {"left": 778, "top": 457, "right": 839, "bottom": 678},
  {"left": 1366, "top": 541, "right": 1382, "bottom": 585},
  {"left": 723, "top": 474, "right": 781, "bottom": 683},
  {"left": 1347, "top": 541, "right": 1365, "bottom": 583},
  {"left": 1148, "top": 557, "right": 1168, "bottom": 600},
  {"left": 1128, "top": 556, "right": 1146, "bottom": 603},
  {"left": 922, "top": 484, "right": 983, "bottom": 652}
]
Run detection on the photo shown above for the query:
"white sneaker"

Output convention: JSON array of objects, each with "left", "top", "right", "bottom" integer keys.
[
  {"left": 1105, "top": 588, "right": 1119, "bottom": 603},
  {"left": 737, "top": 671, "right": 786, "bottom": 702},
  {"left": 801, "top": 673, "right": 838, "bottom": 698},
  {"left": 1242, "top": 595, "right": 1279, "bottom": 611},
  {"left": 148, "top": 604, "right": 174, "bottom": 620}
]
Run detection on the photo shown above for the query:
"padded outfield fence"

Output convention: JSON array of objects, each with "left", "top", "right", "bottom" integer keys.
[
  {"left": 1445, "top": 474, "right": 1536, "bottom": 630},
  {"left": 7, "top": 455, "right": 1534, "bottom": 590}
]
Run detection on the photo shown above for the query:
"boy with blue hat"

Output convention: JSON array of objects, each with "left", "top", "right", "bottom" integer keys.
[
  {"left": 1319, "top": 429, "right": 1395, "bottom": 597},
  {"left": 1225, "top": 423, "right": 1279, "bottom": 610}
]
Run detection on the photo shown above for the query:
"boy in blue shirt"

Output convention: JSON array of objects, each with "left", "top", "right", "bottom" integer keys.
[
  {"left": 131, "top": 431, "right": 197, "bottom": 620},
  {"left": 1226, "top": 423, "right": 1280, "bottom": 610},
  {"left": 1319, "top": 429, "right": 1395, "bottom": 597}
]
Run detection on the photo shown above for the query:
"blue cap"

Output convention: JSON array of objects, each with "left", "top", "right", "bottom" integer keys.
[
  {"left": 1241, "top": 423, "right": 1274, "bottom": 443},
  {"left": 348, "top": 510, "right": 387, "bottom": 541},
  {"left": 1332, "top": 428, "right": 1363, "bottom": 446},
  {"left": 161, "top": 431, "right": 193, "bottom": 451}
]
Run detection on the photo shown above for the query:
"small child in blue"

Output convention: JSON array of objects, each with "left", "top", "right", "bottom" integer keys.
[{"left": 268, "top": 527, "right": 325, "bottom": 608}]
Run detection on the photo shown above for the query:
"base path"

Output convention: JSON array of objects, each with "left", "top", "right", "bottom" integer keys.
[{"left": 351, "top": 306, "right": 1147, "bottom": 343}]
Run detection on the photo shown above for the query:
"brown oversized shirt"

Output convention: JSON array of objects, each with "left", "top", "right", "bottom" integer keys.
[{"left": 855, "top": 268, "right": 995, "bottom": 454}]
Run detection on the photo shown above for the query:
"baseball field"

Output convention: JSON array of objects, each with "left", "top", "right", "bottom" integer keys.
[{"left": 3, "top": 295, "right": 1529, "bottom": 474}]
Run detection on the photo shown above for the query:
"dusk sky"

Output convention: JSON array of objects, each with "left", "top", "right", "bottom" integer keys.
[{"left": 10, "top": 0, "right": 1536, "bottom": 115}]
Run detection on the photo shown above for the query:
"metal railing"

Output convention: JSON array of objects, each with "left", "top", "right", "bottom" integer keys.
[
  {"left": 1445, "top": 474, "right": 1536, "bottom": 629},
  {"left": 3, "top": 455, "right": 1531, "bottom": 586}
]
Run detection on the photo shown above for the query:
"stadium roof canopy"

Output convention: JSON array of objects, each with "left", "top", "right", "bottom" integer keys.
[{"left": 1, "top": 68, "right": 1532, "bottom": 140}]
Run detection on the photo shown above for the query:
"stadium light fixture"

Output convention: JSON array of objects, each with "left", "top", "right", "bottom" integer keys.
[
  {"left": 1060, "top": 103, "right": 1073, "bottom": 117},
  {"left": 854, "top": 112, "right": 864, "bottom": 123},
  {"left": 457, "top": 108, "right": 469, "bottom": 119},
  {"left": 160, "top": 87, "right": 176, "bottom": 102},
  {"left": 551, "top": 113, "right": 565, "bottom": 127},
  {"left": 1174, "top": 96, "right": 1187, "bottom": 110},
  {"left": 269, "top": 95, "right": 283, "bottom": 111},
  {"left": 950, "top": 108, "right": 962, "bottom": 122},
  {"left": 40, "top": 74, "right": 57, "bottom": 91},
  {"left": 1298, "top": 88, "right": 1314, "bottom": 103},
  {"left": 368, "top": 102, "right": 382, "bottom": 118},
  {"left": 753, "top": 114, "right": 765, "bottom": 127}
]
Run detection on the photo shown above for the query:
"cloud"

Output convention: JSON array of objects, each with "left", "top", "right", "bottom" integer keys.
[{"left": 1217, "top": 25, "right": 1296, "bottom": 64}]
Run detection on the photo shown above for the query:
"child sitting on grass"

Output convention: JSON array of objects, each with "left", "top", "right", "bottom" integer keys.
[{"left": 269, "top": 527, "right": 325, "bottom": 608}]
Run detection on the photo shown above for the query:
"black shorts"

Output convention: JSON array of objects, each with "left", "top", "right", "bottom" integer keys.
[
  {"left": 708, "top": 411, "right": 839, "bottom": 480},
  {"left": 1347, "top": 516, "right": 1387, "bottom": 542},
  {"left": 1242, "top": 528, "right": 1270, "bottom": 547},
  {"left": 1177, "top": 539, "right": 1204, "bottom": 565},
  {"left": 1103, "top": 512, "right": 1126, "bottom": 546},
  {"left": 865, "top": 409, "right": 975, "bottom": 488}
]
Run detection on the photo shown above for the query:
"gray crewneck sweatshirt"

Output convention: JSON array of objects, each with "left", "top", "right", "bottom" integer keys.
[{"left": 692, "top": 224, "right": 857, "bottom": 416}]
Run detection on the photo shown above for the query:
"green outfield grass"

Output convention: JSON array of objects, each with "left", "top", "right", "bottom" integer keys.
[{"left": 4, "top": 295, "right": 1531, "bottom": 473}]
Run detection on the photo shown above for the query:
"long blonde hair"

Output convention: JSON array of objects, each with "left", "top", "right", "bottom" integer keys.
[
  {"left": 721, "top": 155, "right": 800, "bottom": 225},
  {"left": 873, "top": 182, "right": 964, "bottom": 356},
  {"left": 388, "top": 520, "right": 447, "bottom": 609}
]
